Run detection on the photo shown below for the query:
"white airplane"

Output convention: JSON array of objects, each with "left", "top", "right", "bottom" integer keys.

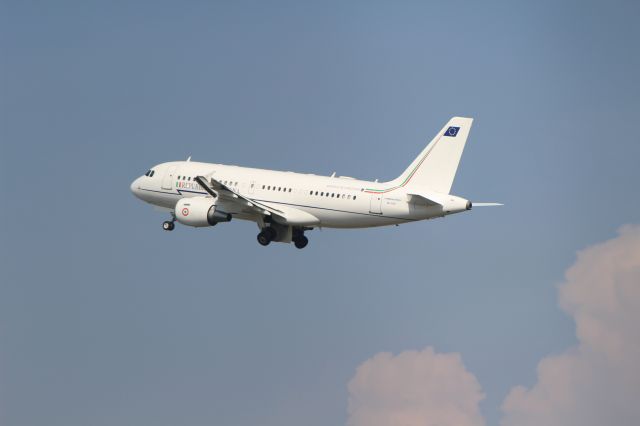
[{"left": 130, "top": 117, "right": 500, "bottom": 249}]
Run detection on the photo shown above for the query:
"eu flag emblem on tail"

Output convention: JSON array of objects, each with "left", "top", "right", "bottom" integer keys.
[{"left": 444, "top": 126, "right": 460, "bottom": 137}]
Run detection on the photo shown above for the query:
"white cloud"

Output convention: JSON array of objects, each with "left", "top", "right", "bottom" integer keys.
[
  {"left": 346, "top": 226, "right": 640, "bottom": 426},
  {"left": 501, "top": 225, "right": 640, "bottom": 426},
  {"left": 347, "top": 347, "right": 485, "bottom": 426}
]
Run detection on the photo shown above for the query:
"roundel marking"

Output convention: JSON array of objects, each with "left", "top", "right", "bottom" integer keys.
[{"left": 182, "top": 207, "right": 189, "bottom": 216}]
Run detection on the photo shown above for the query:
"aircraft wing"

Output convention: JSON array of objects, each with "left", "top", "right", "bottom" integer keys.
[{"left": 194, "top": 176, "right": 319, "bottom": 226}]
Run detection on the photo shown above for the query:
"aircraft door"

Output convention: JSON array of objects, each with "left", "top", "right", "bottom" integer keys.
[
  {"left": 161, "top": 165, "right": 178, "bottom": 190},
  {"left": 369, "top": 193, "right": 383, "bottom": 214}
]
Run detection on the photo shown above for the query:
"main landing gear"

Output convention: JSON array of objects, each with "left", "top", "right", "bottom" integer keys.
[
  {"left": 292, "top": 228, "right": 308, "bottom": 249},
  {"left": 256, "top": 226, "right": 310, "bottom": 249},
  {"left": 257, "top": 227, "right": 277, "bottom": 246},
  {"left": 293, "top": 235, "right": 309, "bottom": 249}
]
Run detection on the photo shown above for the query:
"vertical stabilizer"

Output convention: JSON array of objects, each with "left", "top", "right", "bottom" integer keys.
[{"left": 392, "top": 117, "right": 473, "bottom": 194}]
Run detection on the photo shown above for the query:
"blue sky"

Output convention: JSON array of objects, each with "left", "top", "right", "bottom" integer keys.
[{"left": 2, "top": 1, "right": 639, "bottom": 425}]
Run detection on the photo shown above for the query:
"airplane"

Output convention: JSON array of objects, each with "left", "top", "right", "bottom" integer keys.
[{"left": 130, "top": 117, "right": 501, "bottom": 249}]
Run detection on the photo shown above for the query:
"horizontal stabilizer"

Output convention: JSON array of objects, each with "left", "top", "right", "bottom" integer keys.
[
  {"left": 407, "top": 191, "right": 471, "bottom": 213},
  {"left": 407, "top": 191, "right": 451, "bottom": 206}
]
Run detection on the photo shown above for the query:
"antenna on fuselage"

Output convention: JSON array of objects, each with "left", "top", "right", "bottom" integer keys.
[{"left": 186, "top": 156, "right": 191, "bottom": 162}]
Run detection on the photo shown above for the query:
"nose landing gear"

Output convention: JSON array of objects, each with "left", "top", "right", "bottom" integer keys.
[{"left": 162, "top": 213, "right": 176, "bottom": 231}]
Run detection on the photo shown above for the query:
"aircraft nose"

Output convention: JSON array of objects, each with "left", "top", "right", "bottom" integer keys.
[{"left": 130, "top": 177, "right": 142, "bottom": 199}]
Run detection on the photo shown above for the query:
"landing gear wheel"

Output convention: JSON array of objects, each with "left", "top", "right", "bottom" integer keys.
[
  {"left": 294, "top": 235, "right": 309, "bottom": 249},
  {"left": 162, "top": 221, "right": 175, "bottom": 231},
  {"left": 264, "top": 226, "right": 277, "bottom": 241},
  {"left": 257, "top": 231, "right": 271, "bottom": 246}
]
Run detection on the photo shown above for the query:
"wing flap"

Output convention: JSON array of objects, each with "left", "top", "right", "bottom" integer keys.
[{"left": 260, "top": 202, "right": 320, "bottom": 226}]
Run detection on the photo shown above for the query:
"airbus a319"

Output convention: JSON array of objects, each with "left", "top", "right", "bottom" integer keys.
[{"left": 130, "top": 117, "right": 501, "bottom": 249}]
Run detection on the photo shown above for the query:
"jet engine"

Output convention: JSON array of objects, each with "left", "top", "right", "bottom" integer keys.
[{"left": 174, "top": 197, "right": 231, "bottom": 227}]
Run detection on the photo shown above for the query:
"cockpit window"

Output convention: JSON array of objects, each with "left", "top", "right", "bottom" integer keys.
[
  {"left": 150, "top": 170, "right": 155, "bottom": 177},
  {"left": 145, "top": 170, "right": 151, "bottom": 176}
]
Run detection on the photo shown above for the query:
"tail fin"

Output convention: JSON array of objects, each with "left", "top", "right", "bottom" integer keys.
[{"left": 392, "top": 117, "right": 473, "bottom": 194}]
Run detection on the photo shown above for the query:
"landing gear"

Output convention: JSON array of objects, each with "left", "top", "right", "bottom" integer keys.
[
  {"left": 293, "top": 235, "right": 308, "bottom": 249},
  {"left": 257, "top": 226, "right": 278, "bottom": 246},
  {"left": 257, "top": 231, "right": 270, "bottom": 246},
  {"left": 257, "top": 225, "right": 310, "bottom": 249},
  {"left": 264, "top": 227, "right": 277, "bottom": 241},
  {"left": 292, "top": 228, "right": 309, "bottom": 249},
  {"left": 162, "top": 220, "right": 175, "bottom": 231}
]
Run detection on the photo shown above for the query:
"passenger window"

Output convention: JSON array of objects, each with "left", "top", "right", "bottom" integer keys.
[
  {"left": 262, "top": 185, "right": 265, "bottom": 189},
  {"left": 278, "top": 187, "right": 281, "bottom": 191},
  {"left": 321, "top": 192, "right": 324, "bottom": 196},
  {"left": 353, "top": 196, "right": 357, "bottom": 200},
  {"left": 289, "top": 188, "right": 292, "bottom": 192}
]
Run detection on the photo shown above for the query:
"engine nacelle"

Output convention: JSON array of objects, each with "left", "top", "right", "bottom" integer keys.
[{"left": 174, "top": 197, "right": 231, "bottom": 227}]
